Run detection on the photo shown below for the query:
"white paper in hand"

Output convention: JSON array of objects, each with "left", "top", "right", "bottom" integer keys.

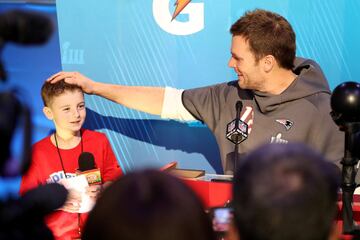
[{"left": 58, "top": 175, "right": 95, "bottom": 213}]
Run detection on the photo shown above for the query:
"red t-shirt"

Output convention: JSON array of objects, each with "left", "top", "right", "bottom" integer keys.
[{"left": 20, "top": 129, "right": 122, "bottom": 240}]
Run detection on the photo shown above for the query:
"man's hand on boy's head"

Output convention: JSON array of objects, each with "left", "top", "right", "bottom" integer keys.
[
  {"left": 46, "top": 71, "right": 95, "bottom": 94},
  {"left": 60, "top": 189, "right": 82, "bottom": 213}
]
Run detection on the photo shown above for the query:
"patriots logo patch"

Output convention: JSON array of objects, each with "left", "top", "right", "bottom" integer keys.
[{"left": 276, "top": 119, "right": 293, "bottom": 131}]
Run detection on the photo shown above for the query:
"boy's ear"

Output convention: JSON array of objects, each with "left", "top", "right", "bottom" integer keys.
[{"left": 43, "top": 106, "right": 54, "bottom": 120}]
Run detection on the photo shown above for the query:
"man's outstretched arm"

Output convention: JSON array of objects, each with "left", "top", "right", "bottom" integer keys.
[{"left": 47, "top": 71, "right": 165, "bottom": 115}]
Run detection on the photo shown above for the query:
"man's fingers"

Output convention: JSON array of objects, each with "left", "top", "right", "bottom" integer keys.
[
  {"left": 46, "top": 71, "right": 65, "bottom": 82},
  {"left": 46, "top": 71, "right": 77, "bottom": 83}
]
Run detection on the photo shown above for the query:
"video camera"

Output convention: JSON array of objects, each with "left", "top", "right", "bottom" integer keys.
[
  {"left": 0, "top": 9, "right": 53, "bottom": 176},
  {"left": 0, "top": 8, "right": 69, "bottom": 240}
]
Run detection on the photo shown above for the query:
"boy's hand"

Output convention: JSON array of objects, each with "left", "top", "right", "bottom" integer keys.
[
  {"left": 60, "top": 189, "right": 82, "bottom": 213},
  {"left": 46, "top": 71, "right": 95, "bottom": 94},
  {"left": 85, "top": 184, "right": 102, "bottom": 200}
]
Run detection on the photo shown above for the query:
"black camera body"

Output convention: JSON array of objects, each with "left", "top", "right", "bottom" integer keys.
[
  {"left": 0, "top": 8, "right": 69, "bottom": 240},
  {"left": 330, "top": 81, "right": 360, "bottom": 235},
  {"left": 0, "top": 8, "right": 53, "bottom": 176},
  {"left": 0, "top": 91, "right": 31, "bottom": 176}
]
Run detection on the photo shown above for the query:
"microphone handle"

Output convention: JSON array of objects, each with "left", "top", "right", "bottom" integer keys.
[
  {"left": 234, "top": 101, "right": 243, "bottom": 172},
  {"left": 234, "top": 141, "right": 239, "bottom": 173},
  {"left": 236, "top": 105, "right": 241, "bottom": 120},
  {"left": 235, "top": 101, "right": 243, "bottom": 119}
]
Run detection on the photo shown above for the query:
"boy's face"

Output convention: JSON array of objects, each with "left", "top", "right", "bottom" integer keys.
[{"left": 43, "top": 89, "right": 86, "bottom": 135}]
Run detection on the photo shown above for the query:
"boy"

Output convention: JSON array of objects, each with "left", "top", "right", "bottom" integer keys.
[{"left": 20, "top": 80, "right": 122, "bottom": 239}]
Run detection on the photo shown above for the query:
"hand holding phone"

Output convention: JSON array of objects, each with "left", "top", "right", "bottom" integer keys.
[{"left": 209, "top": 207, "right": 233, "bottom": 234}]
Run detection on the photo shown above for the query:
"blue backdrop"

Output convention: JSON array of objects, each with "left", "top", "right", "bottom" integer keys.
[
  {"left": 55, "top": 0, "right": 360, "bottom": 174},
  {"left": 1, "top": 1, "right": 360, "bottom": 197}
]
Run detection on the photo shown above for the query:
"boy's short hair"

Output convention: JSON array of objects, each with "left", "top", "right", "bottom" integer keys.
[{"left": 41, "top": 80, "right": 83, "bottom": 107}]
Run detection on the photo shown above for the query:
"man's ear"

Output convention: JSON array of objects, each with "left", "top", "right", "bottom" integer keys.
[
  {"left": 227, "top": 221, "right": 240, "bottom": 240},
  {"left": 43, "top": 106, "right": 53, "bottom": 120},
  {"left": 262, "top": 55, "right": 275, "bottom": 73}
]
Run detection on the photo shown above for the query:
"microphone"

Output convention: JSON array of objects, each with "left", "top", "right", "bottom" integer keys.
[
  {"left": 0, "top": 10, "right": 53, "bottom": 45},
  {"left": 1, "top": 183, "right": 68, "bottom": 223},
  {"left": 226, "top": 101, "right": 248, "bottom": 144},
  {"left": 77, "top": 152, "right": 102, "bottom": 185}
]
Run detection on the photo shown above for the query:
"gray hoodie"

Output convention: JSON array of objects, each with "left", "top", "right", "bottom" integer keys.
[{"left": 182, "top": 57, "right": 344, "bottom": 174}]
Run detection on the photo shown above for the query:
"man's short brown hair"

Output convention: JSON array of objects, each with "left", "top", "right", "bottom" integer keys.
[{"left": 230, "top": 9, "right": 296, "bottom": 69}]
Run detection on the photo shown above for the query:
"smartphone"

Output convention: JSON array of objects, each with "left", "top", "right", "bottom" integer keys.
[{"left": 209, "top": 207, "right": 233, "bottom": 236}]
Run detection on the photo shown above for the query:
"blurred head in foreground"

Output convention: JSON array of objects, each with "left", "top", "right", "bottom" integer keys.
[
  {"left": 83, "top": 169, "right": 215, "bottom": 240},
  {"left": 230, "top": 143, "right": 340, "bottom": 240}
]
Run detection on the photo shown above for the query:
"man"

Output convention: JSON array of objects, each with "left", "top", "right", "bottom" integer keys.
[
  {"left": 48, "top": 9, "right": 343, "bottom": 174},
  {"left": 229, "top": 143, "right": 340, "bottom": 240}
]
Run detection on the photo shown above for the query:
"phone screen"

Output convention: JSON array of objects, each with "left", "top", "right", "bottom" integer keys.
[{"left": 209, "top": 207, "right": 233, "bottom": 234}]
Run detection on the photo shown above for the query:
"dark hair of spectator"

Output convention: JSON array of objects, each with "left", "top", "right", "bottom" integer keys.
[
  {"left": 232, "top": 143, "right": 340, "bottom": 240},
  {"left": 82, "top": 169, "right": 216, "bottom": 240}
]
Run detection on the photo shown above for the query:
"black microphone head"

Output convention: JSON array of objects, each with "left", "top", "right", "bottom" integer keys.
[
  {"left": 78, "top": 152, "right": 96, "bottom": 171},
  {"left": 235, "top": 101, "right": 243, "bottom": 119},
  {"left": 331, "top": 81, "right": 360, "bottom": 125},
  {"left": 236, "top": 101, "right": 243, "bottom": 111},
  {"left": 0, "top": 10, "right": 53, "bottom": 45}
]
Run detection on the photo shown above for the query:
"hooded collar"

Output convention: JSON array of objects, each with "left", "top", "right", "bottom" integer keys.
[{"left": 252, "top": 57, "right": 331, "bottom": 113}]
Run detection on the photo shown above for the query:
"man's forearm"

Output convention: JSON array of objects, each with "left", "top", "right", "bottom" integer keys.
[{"left": 92, "top": 82, "right": 165, "bottom": 115}]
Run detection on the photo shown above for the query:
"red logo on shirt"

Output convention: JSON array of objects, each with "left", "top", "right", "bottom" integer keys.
[{"left": 240, "top": 106, "right": 254, "bottom": 134}]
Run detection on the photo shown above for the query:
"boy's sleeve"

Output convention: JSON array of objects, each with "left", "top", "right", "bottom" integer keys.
[{"left": 101, "top": 136, "right": 122, "bottom": 182}]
